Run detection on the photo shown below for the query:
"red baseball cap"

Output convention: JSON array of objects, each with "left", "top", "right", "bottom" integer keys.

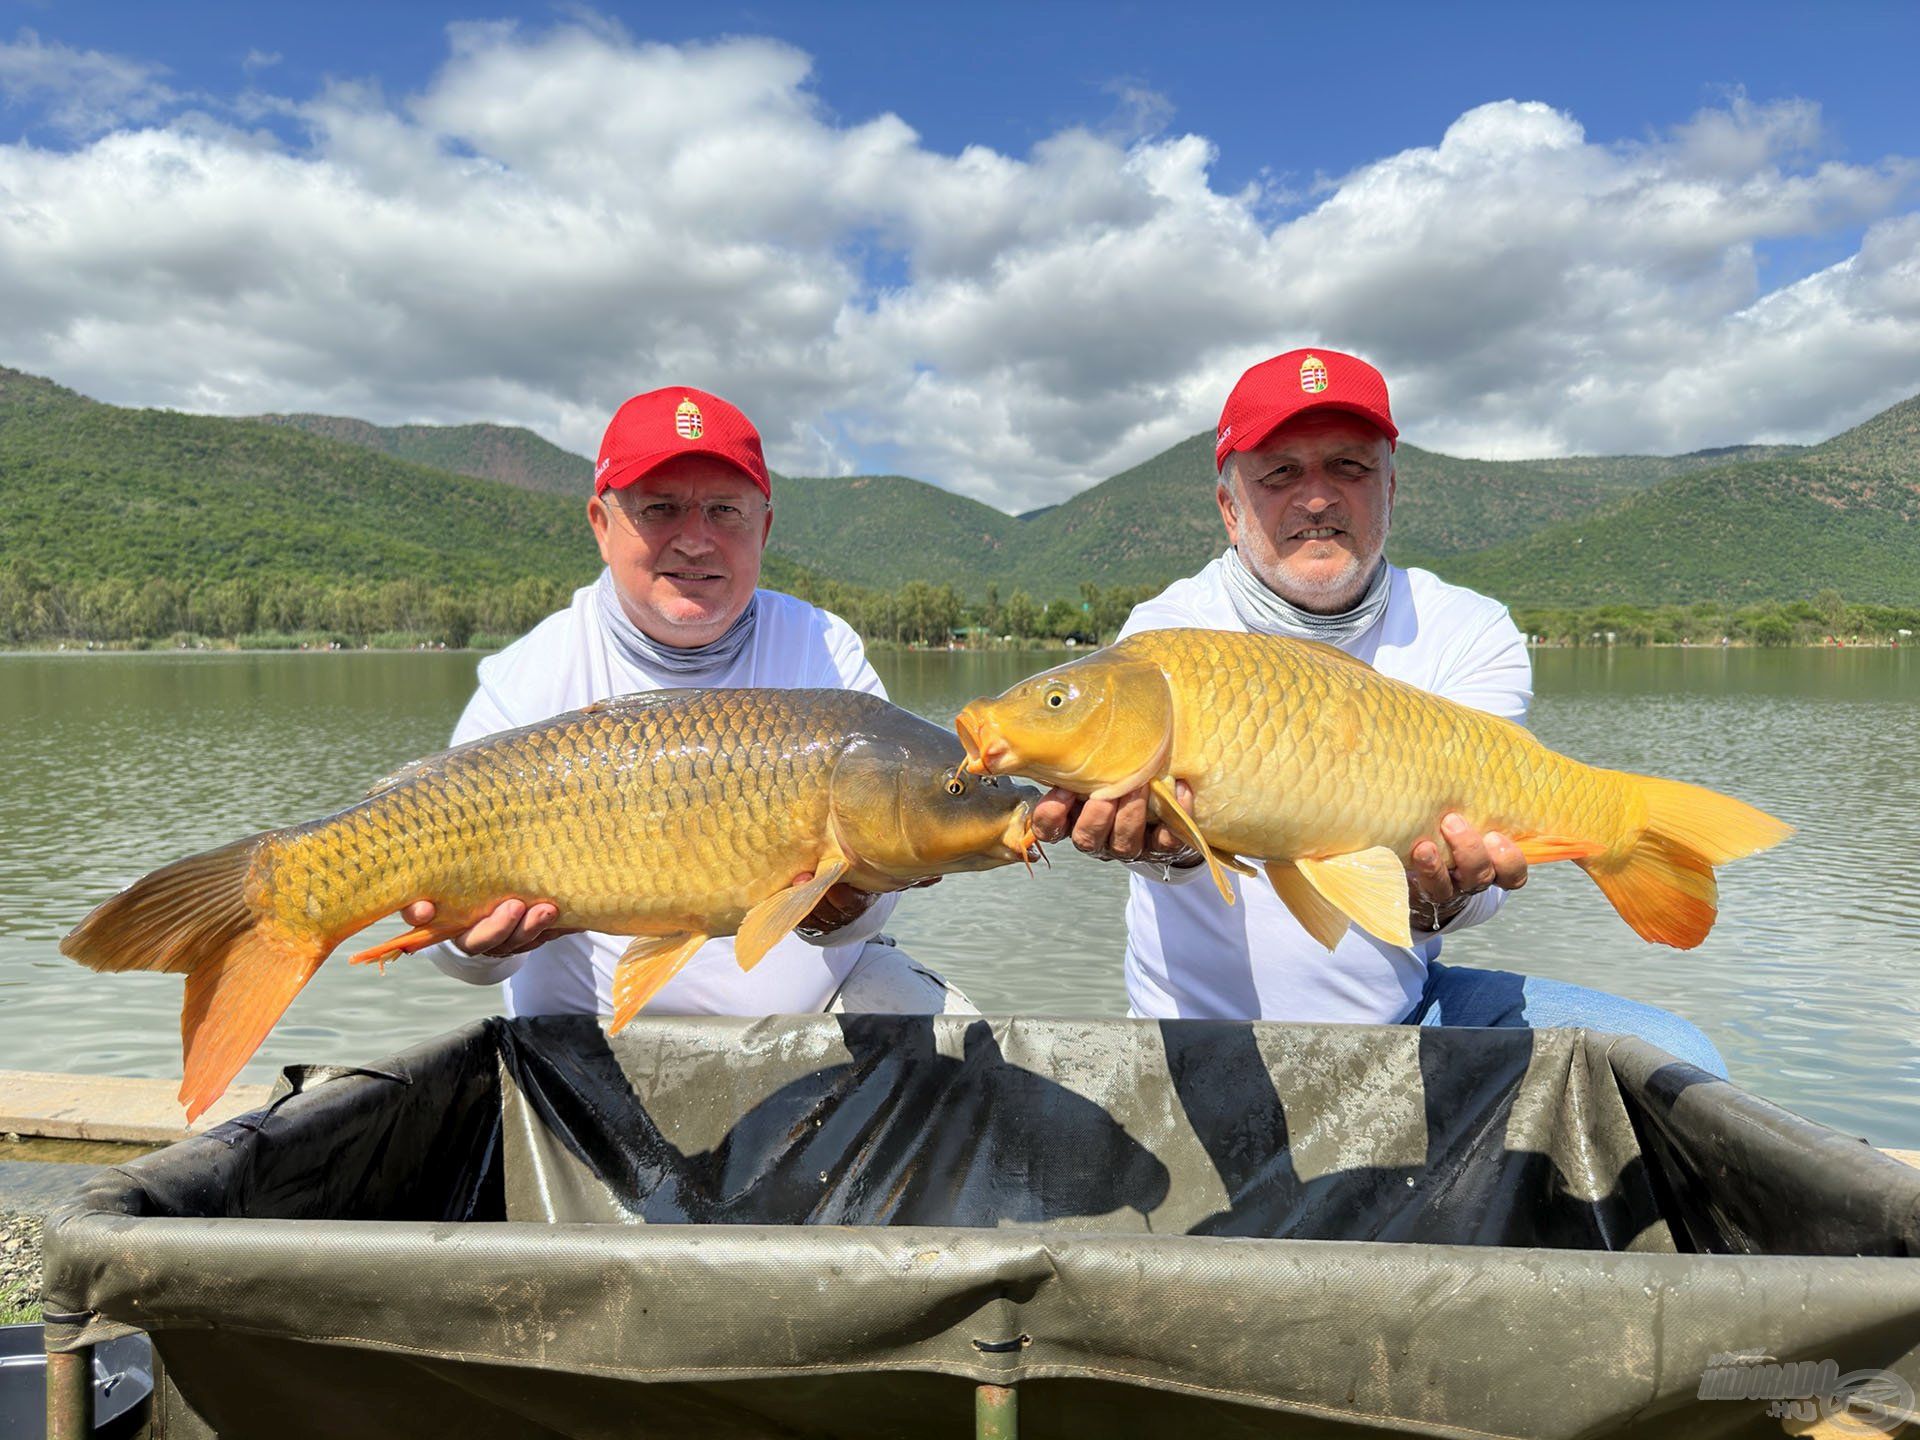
[
  {"left": 1214, "top": 348, "right": 1398, "bottom": 472},
  {"left": 593, "top": 386, "right": 771, "bottom": 498}
]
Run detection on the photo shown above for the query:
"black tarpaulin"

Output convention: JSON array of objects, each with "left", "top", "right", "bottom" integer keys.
[{"left": 40, "top": 1015, "right": 1920, "bottom": 1437}]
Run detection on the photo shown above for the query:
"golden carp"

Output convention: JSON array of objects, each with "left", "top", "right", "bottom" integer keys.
[
  {"left": 62, "top": 688, "right": 1040, "bottom": 1119},
  {"left": 955, "top": 628, "right": 1789, "bottom": 953}
]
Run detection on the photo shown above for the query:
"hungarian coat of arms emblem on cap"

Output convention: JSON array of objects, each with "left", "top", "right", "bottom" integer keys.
[
  {"left": 674, "top": 398, "right": 703, "bottom": 439},
  {"left": 1299, "top": 355, "right": 1329, "bottom": 394}
]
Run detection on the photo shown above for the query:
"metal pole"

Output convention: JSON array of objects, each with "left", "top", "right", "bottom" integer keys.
[
  {"left": 975, "top": 1382, "right": 1017, "bottom": 1440},
  {"left": 45, "top": 1345, "right": 92, "bottom": 1440}
]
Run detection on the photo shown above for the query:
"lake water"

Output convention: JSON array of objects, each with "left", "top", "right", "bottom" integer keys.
[{"left": 1, "top": 647, "right": 1915, "bottom": 1146}]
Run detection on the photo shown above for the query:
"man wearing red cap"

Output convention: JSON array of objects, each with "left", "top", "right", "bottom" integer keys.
[
  {"left": 1031, "top": 349, "right": 1727, "bottom": 1074},
  {"left": 400, "top": 387, "right": 970, "bottom": 1020}
]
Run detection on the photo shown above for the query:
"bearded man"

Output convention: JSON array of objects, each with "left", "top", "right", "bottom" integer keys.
[{"left": 1032, "top": 349, "right": 1726, "bottom": 1073}]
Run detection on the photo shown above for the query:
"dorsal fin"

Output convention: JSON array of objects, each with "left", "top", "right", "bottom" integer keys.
[
  {"left": 579, "top": 690, "right": 689, "bottom": 717},
  {"left": 365, "top": 755, "right": 442, "bottom": 798}
]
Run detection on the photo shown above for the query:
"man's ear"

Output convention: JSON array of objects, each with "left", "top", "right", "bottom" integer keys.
[
  {"left": 1216, "top": 466, "right": 1240, "bottom": 547},
  {"left": 588, "top": 494, "right": 615, "bottom": 564}
]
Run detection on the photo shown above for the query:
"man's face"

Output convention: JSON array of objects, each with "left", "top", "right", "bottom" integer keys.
[
  {"left": 1217, "top": 410, "right": 1395, "bottom": 614},
  {"left": 588, "top": 455, "right": 771, "bottom": 647}
]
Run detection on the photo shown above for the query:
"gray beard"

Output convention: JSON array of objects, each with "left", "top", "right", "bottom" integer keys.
[{"left": 1220, "top": 545, "right": 1391, "bottom": 647}]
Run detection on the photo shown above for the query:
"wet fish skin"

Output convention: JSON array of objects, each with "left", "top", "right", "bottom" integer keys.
[
  {"left": 956, "top": 628, "right": 1790, "bottom": 951},
  {"left": 60, "top": 688, "right": 1039, "bottom": 1120}
]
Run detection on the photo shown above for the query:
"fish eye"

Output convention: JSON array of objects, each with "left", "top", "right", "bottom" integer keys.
[
  {"left": 1045, "top": 686, "right": 1067, "bottom": 709},
  {"left": 944, "top": 775, "right": 966, "bottom": 796}
]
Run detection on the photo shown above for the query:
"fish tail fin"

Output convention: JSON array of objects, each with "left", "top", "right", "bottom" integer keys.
[
  {"left": 59, "top": 835, "right": 329, "bottom": 1120},
  {"left": 1629, "top": 775, "right": 1793, "bottom": 866},
  {"left": 1576, "top": 775, "right": 1791, "bottom": 949}
]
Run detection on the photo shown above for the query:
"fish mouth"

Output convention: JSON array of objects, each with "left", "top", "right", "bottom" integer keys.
[{"left": 955, "top": 705, "right": 1010, "bottom": 775}]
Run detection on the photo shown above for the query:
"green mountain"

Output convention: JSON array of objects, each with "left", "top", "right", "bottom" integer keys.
[
  {"left": 254, "top": 412, "right": 593, "bottom": 495},
  {"left": 1439, "top": 398, "right": 1920, "bottom": 606},
  {"left": 776, "top": 434, "right": 1683, "bottom": 600},
  {"left": 769, "top": 474, "right": 1021, "bottom": 592},
  {"left": 0, "top": 367, "right": 815, "bottom": 594},
  {"left": 242, "top": 402, "right": 1800, "bottom": 602},
  {"left": 10, "top": 359, "right": 1911, "bottom": 623}
]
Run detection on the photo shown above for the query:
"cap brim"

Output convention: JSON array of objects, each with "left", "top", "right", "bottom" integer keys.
[
  {"left": 1232, "top": 401, "right": 1399, "bottom": 461},
  {"left": 597, "top": 446, "right": 771, "bottom": 498}
]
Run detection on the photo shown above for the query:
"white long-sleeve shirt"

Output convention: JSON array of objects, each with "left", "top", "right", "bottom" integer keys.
[
  {"left": 1118, "top": 558, "right": 1533, "bottom": 1023},
  {"left": 427, "top": 575, "right": 898, "bottom": 1016}
]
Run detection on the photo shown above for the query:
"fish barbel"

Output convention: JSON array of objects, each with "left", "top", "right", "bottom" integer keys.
[
  {"left": 955, "top": 628, "right": 1789, "bottom": 951},
  {"left": 61, "top": 688, "right": 1040, "bottom": 1119}
]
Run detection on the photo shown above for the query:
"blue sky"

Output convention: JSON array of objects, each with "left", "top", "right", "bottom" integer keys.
[{"left": 3, "top": 2, "right": 1917, "bottom": 507}]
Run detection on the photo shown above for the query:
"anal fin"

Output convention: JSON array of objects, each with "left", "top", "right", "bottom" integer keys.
[
  {"left": 610, "top": 931, "right": 708, "bottom": 1031},
  {"left": 1295, "top": 846, "right": 1413, "bottom": 948},
  {"left": 350, "top": 916, "right": 477, "bottom": 970},
  {"left": 736, "top": 860, "right": 850, "bottom": 971},
  {"left": 1147, "top": 777, "right": 1235, "bottom": 907},
  {"left": 1511, "top": 834, "right": 1605, "bottom": 865},
  {"left": 1265, "top": 861, "right": 1351, "bottom": 950}
]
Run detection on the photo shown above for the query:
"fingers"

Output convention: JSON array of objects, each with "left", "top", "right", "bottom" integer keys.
[
  {"left": 1485, "top": 831, "right": 1529, "bottom": 892},
  {"left": 461, "top": 899, "right": 566, "bottom": 956},
  {"left": 1030, "top": 788, "right": 1081, "bottom": 844},
  {"left": 1108, "top": 790, "right": 1149, "bottom": 860},
  {"left": 1410, "top": 814, "right": 1531, "bottom": 906},
  {"left": 401, "top": 899, "right": 436, "bottom": 926},
  {"left": 1069, "top": 796, "right": 1116, "bottom": 855},
  {"left": 800, "top": 882, "right": 881, "bottom": 937},
  {"left": 1441, "top": 813, "right": 1496, "bottom": 895},
  {"left": 1408, "top": 836, "right": 1454, "bottom": 905}
]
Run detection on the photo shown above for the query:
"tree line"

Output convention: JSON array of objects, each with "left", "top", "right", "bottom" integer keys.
[
  {"left": 7, "top": 561, "right": 1912, "bottom": 652},
  {"left": 0, "top": 561, "right": 1166, "bottom": 651},
  {"left": 1511, "top": 591, "right": 1920, "bottom": 647}
]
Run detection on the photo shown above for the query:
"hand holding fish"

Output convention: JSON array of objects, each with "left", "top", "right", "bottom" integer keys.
[
  {"left": 1406, "top": 813, "right": 1530, "bottom": 930},
  {"left": 1030, "top": 781, "right": 1201, "bottom": 867},
  {"left": 398, "top": 897, "right": 580, "bottom": 958}
]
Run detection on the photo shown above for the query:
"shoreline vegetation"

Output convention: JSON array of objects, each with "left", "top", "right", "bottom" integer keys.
[{"left": 2, "top": 567, "right": 1914, "bottom": 655}]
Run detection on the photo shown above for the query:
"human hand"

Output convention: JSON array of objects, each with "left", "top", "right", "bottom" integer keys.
[
  {"left": 399, "top": 898, "right": 581, "bottom": 957},
  {"left": 1030, "top": 780, "right": 1200, "bottom": 866},
  {"left": 1407, "top": 812, "right": 1528, "bottom": 930}
]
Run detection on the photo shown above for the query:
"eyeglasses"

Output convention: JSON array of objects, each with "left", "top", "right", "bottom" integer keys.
[{"left": 606, "top": 495, "right": 770, "bottom": 534}]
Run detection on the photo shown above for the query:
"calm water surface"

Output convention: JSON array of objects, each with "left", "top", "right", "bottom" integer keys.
[{"left": 1, "top": 647, "right": 1915, "bottom": 1144}]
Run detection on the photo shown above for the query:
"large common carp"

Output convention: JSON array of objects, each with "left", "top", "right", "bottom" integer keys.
[
  {"left": 955, "top": 629, "right": 1788, "bottom": 952},
  {"left": 62, "top": 689, "right": 1040, "bottom": 1119}
]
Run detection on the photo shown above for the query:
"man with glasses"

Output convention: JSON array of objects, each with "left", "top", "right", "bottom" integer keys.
[{"left": 401, "top": 387, "right": 971, "bottom": 1018}]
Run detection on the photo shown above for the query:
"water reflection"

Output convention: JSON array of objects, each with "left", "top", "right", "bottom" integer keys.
[{"left": 1, "top": 647, "right": 1914, "bottom": 1147}]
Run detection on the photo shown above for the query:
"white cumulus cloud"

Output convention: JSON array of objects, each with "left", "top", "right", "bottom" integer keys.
[{"left": 0, "top": 20, "right": 1916, "bottom": 512}]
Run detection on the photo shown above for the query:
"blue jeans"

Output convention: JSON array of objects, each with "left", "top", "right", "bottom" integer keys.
[{"left": 1403, "top": 960, "right": 1729, "bottom": 1077}]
